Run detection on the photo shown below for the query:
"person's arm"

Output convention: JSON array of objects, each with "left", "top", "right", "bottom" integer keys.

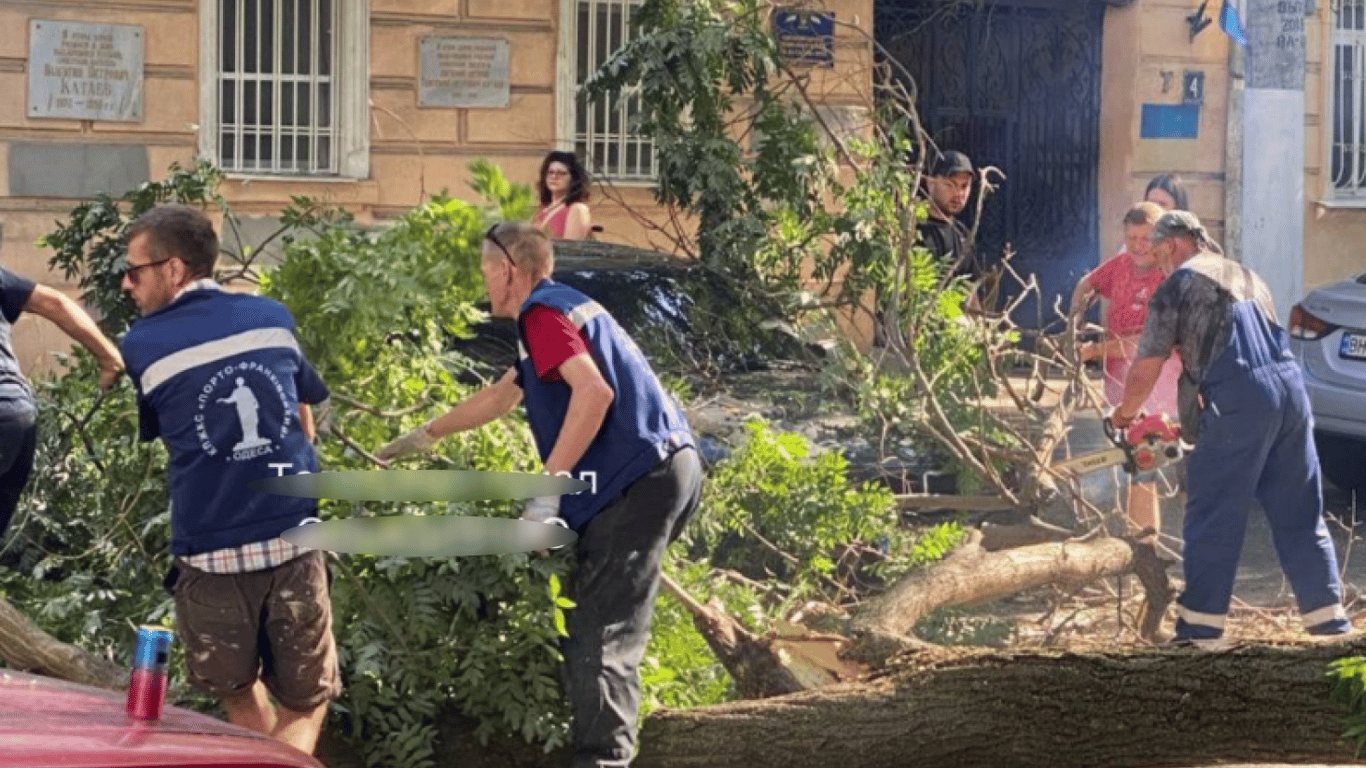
[
  {"left": 542, "top": 353, "right": 615, "bottom": 476},
  {"left": 561, "top": 203, "right": 593, "bottom": 241},
  {"left": 427, "top": 367, "right": 524, "bottom": 438},
  {"left": 23, "top": 285, "right": 123, "bottom": 391},
  {"left": 1112, "top": 278, "right": 1182, "bottom": 426},
  {"left": 1070, "top": 272, "right": 1097, "bottom": 322},
  {"left": 375, "top": 368, "right": 524, "bottom": 462},
  {"left": 299, "top": 403, "right": 316, "bottom": 442},
  {"left": 1113, "top": 356, "right": 1166, "bottom": 426}
]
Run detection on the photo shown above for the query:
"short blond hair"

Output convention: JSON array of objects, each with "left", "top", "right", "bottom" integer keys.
[
  {"left": 1122, "top": 201, "right": 1164, "bottom": 227},
  {"left": 485, "top": 221, "right": 553, "bottom": 278}
]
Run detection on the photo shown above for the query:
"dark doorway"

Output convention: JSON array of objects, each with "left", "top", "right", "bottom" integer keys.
[{"left": 876, "top": 0, "right": 1106, "bottom": 332}]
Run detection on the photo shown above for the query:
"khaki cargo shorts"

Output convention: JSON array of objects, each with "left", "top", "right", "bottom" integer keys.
[{"left": 173, "top": 549, "right": 342, "bottom": 711}]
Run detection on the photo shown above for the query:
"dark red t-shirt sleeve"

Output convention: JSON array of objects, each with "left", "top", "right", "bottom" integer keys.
[{"left": 523, "top": 304, "right": 590, "bottom": 381}]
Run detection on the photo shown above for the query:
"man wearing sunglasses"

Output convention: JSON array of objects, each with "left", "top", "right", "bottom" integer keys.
[
  {"left": 118, "top": 204, "right": 340, "bottom": 755},
  {"left": 0, "top": 264, "right": 123, "bottom": 542},
  {"left": 378, "top": 221, "right": 700, "bottom": 768}
]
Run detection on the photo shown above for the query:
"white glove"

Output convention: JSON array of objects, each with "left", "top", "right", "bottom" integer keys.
[
  {"left": 521, "top": 496, "right": 564, "bottom": 525},
  {"left": 522, "top": 496, "right": 568, "bottom": 553},
  {"left": 375, "top": 422, "right": 438, "bottom": 461}
]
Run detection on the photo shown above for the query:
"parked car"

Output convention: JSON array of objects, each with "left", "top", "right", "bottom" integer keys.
[
  {"left": 1288, "top": 271, "right": 1366, "bottom": 496},
  {"left": 448, "top": 239, "right": 824, "bottom": 377},
  {"left": 0, "top": 669, "right": 324, "bottom": 768}
]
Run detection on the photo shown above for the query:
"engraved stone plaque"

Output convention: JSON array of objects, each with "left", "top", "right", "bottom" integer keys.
[
  {"left": 418, "top": 37, "right": 511, "bottom": 109},
  {"left": 28, "top": 20, "right": 144, "bottom": 121}
]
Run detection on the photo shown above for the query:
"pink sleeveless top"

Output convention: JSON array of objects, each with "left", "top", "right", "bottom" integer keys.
[{"left": 534, "top": 205, "right": 572, "bottom": 238}]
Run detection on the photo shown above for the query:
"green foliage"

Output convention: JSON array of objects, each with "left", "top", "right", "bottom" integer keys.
[
  {"left": 1329, "top": 656, "right": 1366, "bottom": 753},
  {"left": 583, "top": 0, "right": 822, "bottom": 271},
  {"left": 682, "top": 420, "right": 956, "bottom": 604},
  {"left": 10, "top": 160, "right": 582, "bottom": 768},
  {"left": 38, "top": 159, "right": 228, "bottom": 332}
]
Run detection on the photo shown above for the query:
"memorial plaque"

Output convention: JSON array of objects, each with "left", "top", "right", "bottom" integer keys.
[
  {"left": 773, "top": 9, "right": 834, "bottom": 68},
  {"left": 418, "top": 37, "right": 511, "bottom": 108},
  {"left": 28, "top": 20, "right": 144, "bottom": 121}
]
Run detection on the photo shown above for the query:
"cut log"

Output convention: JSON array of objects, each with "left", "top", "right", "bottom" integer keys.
[
  {"left": 0, "top": 595, "right": 126, "bottom": 690},
  {"left": 635, "top": 639, "right": 1366, "bottom": 768}
]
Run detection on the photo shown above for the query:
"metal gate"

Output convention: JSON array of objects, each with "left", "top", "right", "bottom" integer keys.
[{"left": 875, "top": 0, "right": 1107, "bottom": 331}]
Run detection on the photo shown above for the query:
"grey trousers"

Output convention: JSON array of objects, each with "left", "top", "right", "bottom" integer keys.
[{"left": 562, "top": 446, "right": 702, "bottom": 768}]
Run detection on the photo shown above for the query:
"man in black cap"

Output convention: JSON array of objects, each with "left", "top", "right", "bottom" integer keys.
[{"left": 918, "top": 150, "right": 979, "bottom": 281}]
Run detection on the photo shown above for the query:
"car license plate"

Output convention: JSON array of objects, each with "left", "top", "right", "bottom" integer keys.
[{"left": 1341, "top": 332, "right": 1366, "bottom": 361}]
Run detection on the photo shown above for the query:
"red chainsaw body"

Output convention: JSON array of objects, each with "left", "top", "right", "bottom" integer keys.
[{"left": 1119, "top": 414, "right": 1183, "bottom": 473}]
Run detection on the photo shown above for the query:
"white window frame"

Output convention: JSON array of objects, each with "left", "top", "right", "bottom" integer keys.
[
  {"left": 556, "top": 0, "right": 657, "bottom": 184},
  {"left": 1327, "top": 0, "right": 1366, "bottom": 205},
  {"left": 198, "top": 0, "right": 369, "bottom": 179}
]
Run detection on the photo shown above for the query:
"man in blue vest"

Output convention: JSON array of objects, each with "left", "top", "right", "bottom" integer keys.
[
  {"left": 120, "top": 205, "right": 340, "bottom": 754},
  {"left": 378, "top": 221, "right": 702, "bottom": 768},
  {"left": 1111, "top": 210, "right": 1350, "bottom": 643}
]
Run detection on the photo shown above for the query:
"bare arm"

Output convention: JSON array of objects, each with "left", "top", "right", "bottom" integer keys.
[
  {"left": 542, "top": 353, "right": 614, "bottom": 476},
  {"left": 23, "top": 285, "right": 123, "bottom": 391},
  {"left": 426, "top": 367, "right": 524, "bottom": 438},
  {"left": 562, "top": 203, "right": 593, "bottom": 241},
  {"left": 1114, "top": 356, "right": 1166, "bottom": 423},
  {"left": 1069, "top": 273, "right": 1096, "bottom": 321},
  {"left": 299, "top": 403, "right": 316, "bottom": 442}
]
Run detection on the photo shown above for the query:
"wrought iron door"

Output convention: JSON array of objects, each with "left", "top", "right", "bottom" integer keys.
[{"left": 876, "top": 0, "right": 1105, "bottom": 331}]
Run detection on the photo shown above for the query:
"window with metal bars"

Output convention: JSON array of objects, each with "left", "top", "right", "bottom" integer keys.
[
  {"left": 572, "top": 0, "right": 656, "bottom": 181},
  {"left": 1333, "top": 0, "right": 1366, "bottom": 199},
  {"left": 217, "top": 0, "right": 337, "bottom": 175}
]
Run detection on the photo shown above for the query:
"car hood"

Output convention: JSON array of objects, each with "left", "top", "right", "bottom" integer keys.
[
  {"left": 1301, "top": 273, "right": 1366, "bottom": 328},
  {"left": 0, "top": 670, "right": 324, "bottom": 768}
]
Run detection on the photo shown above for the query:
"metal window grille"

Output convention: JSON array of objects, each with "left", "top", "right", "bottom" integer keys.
[
  {"left": 218, "top": 0, "right": 337, "bottom": 175},
  {"left": 1333, "top": 0, "right": 1366, "bottom": 197},
  {"left": 574, "top": 0, "right": 655, "bottom": 181}
]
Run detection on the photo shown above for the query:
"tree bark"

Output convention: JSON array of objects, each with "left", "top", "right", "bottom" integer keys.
[
  {"left": 635, "top": 640, "right": 1366, "bottom": 768},
  {"left": 0, "top": 595, "right": 127, "bottom": 690}
]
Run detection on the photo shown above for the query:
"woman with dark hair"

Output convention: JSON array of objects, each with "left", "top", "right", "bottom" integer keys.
[
  {"left": 1144, "top": 173, "right": 1189, "bottom": 212},
  {"left": 533, "top": 151, "right": 593, "bottom": 240}
]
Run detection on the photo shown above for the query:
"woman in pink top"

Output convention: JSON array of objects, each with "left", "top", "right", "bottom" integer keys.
[
  {"left": 533, "top": 151, "right": 593, "bottom": 240},
  {"left": 1071, "top": 201, "right": 1183, "bottom": 545}
]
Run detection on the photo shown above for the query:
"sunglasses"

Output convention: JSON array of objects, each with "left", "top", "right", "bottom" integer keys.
[
  {"left": 485, "top": 225, "right": 517, "bottom": 271},
  {"left": 124, "top": 259, "right": 170, "bottom": 283}
]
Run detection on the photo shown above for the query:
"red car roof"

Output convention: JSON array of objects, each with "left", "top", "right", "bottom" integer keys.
[{"left": 0, "top": 670, "right": 326, "bottom": 768}]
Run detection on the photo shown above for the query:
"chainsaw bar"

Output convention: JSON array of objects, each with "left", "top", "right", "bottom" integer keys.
[{"left": 1051, "top": 447, "right": 1130, "bottom": 477}]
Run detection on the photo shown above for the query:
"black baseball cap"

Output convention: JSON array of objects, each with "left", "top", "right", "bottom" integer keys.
[{"left": 930, "top": 150, "right": 973, "bottom": 178}]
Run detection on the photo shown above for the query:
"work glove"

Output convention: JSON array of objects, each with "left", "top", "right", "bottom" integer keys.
[
  {"left": 521, "top": 496, "right": 568, "bottom": 554},
  {"left": 376, "top": 422, "right": 438, "bottom": 462}
]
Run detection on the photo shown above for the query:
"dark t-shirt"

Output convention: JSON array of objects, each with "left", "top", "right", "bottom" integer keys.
[
  {"left": 0, "top": 268, "right": 37, "bottom": 403},
  {"left": 917, "top": 215, "right": 978, "bottom": 279}
]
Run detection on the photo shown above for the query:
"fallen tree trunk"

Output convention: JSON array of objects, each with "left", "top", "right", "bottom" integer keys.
[
  {"left": 635, "top": 640, "right": 1366, "bottom": 768},
  {"left": 0, "top": 595, "right": 126, "bottom": 689},
  {"left": 850, "top": 530, "right": 1170, "bottom": 642}
]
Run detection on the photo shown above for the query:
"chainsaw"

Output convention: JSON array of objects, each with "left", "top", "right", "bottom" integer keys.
[{"left": 1051, "top": 413, "right": 1184, "bottom": 478}]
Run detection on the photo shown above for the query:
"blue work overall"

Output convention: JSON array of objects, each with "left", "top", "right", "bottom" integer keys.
[{"left": 1174, "top": 301, "right": 1349, "bottom": 640}]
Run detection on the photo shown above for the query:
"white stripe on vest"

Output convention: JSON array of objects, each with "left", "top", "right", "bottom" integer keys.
[{"left": 140, "top": 327, "right": 300, "bottom": 396}]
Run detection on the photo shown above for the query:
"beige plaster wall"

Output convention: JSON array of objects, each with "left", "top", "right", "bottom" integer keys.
[
  {"left": 1098, "top": 0, "right": 1228, "bottom": 267},
  {"left": 1, "top": 0, "right": 874, "bottom": 373},
  {"left": 1305, "top": 1, "right": 1366, "bottom": 290}
]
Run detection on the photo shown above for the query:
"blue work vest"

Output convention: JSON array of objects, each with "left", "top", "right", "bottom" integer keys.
[{"left": 516, "top": 281, "right": 694, "bottom": 531}]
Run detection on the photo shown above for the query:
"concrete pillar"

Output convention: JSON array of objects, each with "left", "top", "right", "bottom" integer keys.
[{"left": 1241, "top": 0, "right": 1308, "bottom": 320}]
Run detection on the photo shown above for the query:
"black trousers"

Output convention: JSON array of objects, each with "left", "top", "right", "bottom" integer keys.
[
  {"left": 562, "top": 446, "right": 702, "bottom": 768},
  {"left": 0, "top": 402, "right": 37, "bottom": 540}
]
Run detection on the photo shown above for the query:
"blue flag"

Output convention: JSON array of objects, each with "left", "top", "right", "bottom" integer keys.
[{"left": 1221, "top": 0, "right": 1248, "bottom": 47}]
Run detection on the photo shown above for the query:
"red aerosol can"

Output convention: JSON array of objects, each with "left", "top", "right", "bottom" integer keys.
[{"left": 126, "top": 625, "right": 173, "bottom": 721}]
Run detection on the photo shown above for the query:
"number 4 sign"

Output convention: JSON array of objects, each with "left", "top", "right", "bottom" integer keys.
[{"left": 1183, "top": 71, "right": 1205, "bottom": 105}]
